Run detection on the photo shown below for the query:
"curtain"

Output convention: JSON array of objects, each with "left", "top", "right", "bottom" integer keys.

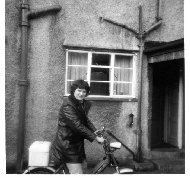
[
  {"left": 68, "top": 66, "right": 87, "bottom": 80},
  {"left": 67, "top": 52, "right": 88, "bottom": 80},
  {"left": 114, "top": 68, "right": 133, "bottom": 82},
  {"left": 114, "top": 55, "right": 133, "bottom": 68},
  {"left": 113, "top": 83, "right": 132, "bottom": 95},
  {"left": 114, "top": 55, "right": 133, "bottom": 95},
  {"left": 67, "top": 52, "right": 88, "bottom": 92},
  {"left": 68, "top": 52, "right": 88, "bottom": 65}
]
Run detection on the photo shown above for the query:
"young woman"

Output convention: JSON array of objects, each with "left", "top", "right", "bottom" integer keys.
[{"left": 50, "top": 79, "right": 104, "bottom": 174}]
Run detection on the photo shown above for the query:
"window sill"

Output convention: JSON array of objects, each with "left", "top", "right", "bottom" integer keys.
[
  {"left": 85, "top": 97, "right": 138, "bottom": 102},
  {"left": 63, "top": 95, "right": 138, "bottom": 102}
]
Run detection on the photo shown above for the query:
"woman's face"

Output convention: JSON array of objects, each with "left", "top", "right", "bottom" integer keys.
[{"left": 74, "top": 88, "right": 87, "bottom": 100}]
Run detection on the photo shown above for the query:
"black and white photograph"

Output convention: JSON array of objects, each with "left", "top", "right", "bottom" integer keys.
[{"left": 3, "top": 0, "right": 188, "bottom": 175}]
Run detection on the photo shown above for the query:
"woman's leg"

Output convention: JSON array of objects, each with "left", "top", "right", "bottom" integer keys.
[
  {"left": 82, "top": 161, "right": 88, "bottom": 174},
  {"left": 66, "top": 163, "right": 83, "bottom": 174}
]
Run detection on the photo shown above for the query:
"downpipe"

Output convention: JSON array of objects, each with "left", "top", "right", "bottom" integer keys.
[
  {"left": 98, "top": 4, "right": 162, "bottom": 163},
  {"left": 16, "top": 0, "right": 61, "bottom": 173},
  {"left": 135, "top": 6, "right": 144, "bottom": 163},
  {"left": 135, "top": 4, "right": 162, "bottom": 163},
  {"left": 16, "top": 0, "right": 29, "bottom": 173}
]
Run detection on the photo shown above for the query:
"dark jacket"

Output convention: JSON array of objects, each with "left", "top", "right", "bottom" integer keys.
[{"left": 51, "top": 94, "right": 97, "bottom": 164}]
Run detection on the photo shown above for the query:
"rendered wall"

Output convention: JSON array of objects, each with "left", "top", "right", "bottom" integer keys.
[
  {"left": 24, "top": 0, "right": 143, "bottom": 167},
  {"left": 5, "top": 0, "right": 21, "bottom": 168},
  {"left": 140, "top": 0, "right": 184, "bottom": 158},
  {"left": 5, "top": 0, "right": 184, "bottom": 169}
]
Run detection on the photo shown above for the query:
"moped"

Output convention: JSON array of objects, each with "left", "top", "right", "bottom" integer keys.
[{"left": 23, "top": 127, "right": 134, "bottom": 174}]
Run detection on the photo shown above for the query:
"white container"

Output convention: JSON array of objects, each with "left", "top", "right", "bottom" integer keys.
[
  {"left": 29, "top": 141, "right": 52, "bottom": 166},
  {"left": 110, "top": 142, "right": 121, "bottom": 149}
]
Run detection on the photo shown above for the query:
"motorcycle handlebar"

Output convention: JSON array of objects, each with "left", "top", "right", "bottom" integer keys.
[{"left": 95, "top": 126, "right": 105, "bottom": 137}]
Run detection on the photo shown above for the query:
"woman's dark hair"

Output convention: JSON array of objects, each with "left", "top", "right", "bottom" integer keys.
[{"left": 70, "top": 79, "right": 90, "bottom": 96}]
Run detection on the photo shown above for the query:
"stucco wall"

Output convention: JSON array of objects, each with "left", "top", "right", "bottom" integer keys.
[
  {"left": 5, "top": 0, "right": 184, "bottom": 169},
  {"left": 86, "top": 101, "right": 138, "bottom": 166},
  {"left": 5, "top": 0, "right": 21, "bottom": 167},
  {"left": 145, "top": 0, "right": 184, "bottom": 42},
  {"left": 23, "top": 0, "right": 144, "bottom": 165},
  {"left": 140, "top": 0, "right": 184, "bottom": 158}
]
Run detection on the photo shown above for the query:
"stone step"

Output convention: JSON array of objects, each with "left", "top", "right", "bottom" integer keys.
[
  {"left": 150, "top": 148, "right": 185, "bottom": 159},
  {"left": 152, "top": 158, "right": 185, "bottom": 174}
]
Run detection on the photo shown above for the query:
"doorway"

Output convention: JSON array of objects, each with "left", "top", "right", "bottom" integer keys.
[{"left": 151, "top": 59, "right": 184, "bottom": 149}]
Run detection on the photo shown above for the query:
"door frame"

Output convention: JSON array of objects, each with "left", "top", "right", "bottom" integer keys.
[
  {"left": 145, "top": 39, "right": 184, "bottom": 150},
  {"left": 163, "top": 63, "right": 184, "bottom": 149}
]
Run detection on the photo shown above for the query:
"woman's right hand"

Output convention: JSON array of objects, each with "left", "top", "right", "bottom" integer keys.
[{"left": 95, "top": 136, "right": 105, "bottom": 144}]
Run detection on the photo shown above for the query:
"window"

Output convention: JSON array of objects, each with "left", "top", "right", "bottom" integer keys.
[{"left": 65, "top": 49, "right": 136, "bottom": 98}]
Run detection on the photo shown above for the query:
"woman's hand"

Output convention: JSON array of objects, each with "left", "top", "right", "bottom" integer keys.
[
  {"left": 95, "top": 136, "right": 105, "bottom": 144},
  {"left": 94, "top": 130, "right": 102, "bottom": 136}
]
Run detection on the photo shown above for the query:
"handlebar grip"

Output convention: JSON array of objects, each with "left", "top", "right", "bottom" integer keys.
[{"left": 95, "top": 127, "right": 105, "bottom": 137}]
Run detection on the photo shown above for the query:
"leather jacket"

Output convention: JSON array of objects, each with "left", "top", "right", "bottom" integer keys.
[{"left": 51, "top": 94, "right": 97, "bottom": 163}]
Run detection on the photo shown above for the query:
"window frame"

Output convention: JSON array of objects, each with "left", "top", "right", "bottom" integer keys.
[{"left": 65, "top": 49, "right": 137, "bottom": 99}]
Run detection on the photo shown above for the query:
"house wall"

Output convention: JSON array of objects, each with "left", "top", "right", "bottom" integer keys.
[
  {"left": 140, "top": 0, "right": 184, "bottom": 157},
  {"left": 5, "top": 0, "right": 184, "bottom": 169},
  {"left": 5, "top": 0, "right": 21, "bottom": 168}
]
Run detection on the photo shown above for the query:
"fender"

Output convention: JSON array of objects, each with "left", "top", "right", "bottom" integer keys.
[
  {"left": 114, "top": 167, "right": 134, "bottom": 174},
  {"left": 23, "top": 166, "right": 56, "bottom": 174}
]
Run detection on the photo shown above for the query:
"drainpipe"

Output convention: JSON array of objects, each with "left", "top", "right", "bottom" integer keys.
[
  {"left": 99, "top": 5, "right": 162, "bottom": 163},
  {"left": 135, "top": 1, "right": 162, "bottom": 162},
  {"left": 16, "top": 0, "right": 29, "bottom": 173},
  {"left": 16, "top": 0, "right": 61, "bottom": 173},
  {"left": 156, "top": 0, "right": 162, "bottom": 21},
  {"left": 99, "top": 17, "right": 139, "bottom": 37},
  {"left": 28, "top": 5, "right": 62, "bottom": 19},
  {"left": 134, "top": 5, "right": 143, "bottom": 163},
  {"left": 135, "top": 4, "right": 162, "bottom": 162},
  {"left": 142, "top": 20, "right": 162, "bottom": 37}
]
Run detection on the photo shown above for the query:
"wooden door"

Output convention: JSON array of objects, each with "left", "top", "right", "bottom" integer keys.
[
  {"left": 151, "top": 59, "right": 184, "bottom": 148},
  {"left": 151, "top": 64, "right": 165, "bottom": 148},
  {"left": 165, "top": 82, "right": 179, "bottom": 147},
  {"left": 164, "top": 66, "right": 184, "bottom": 148}
]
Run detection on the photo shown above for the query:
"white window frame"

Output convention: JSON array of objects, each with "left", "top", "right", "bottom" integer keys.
[{"left": 65, "top": 49, "right": 137, "bottom": 98}]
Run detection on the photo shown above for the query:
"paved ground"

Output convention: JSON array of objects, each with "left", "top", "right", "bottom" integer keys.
[
  {"left": 6, "top": 167, "right": 185, "bottom": 174},
  {"left": 6, "top": 158, "right": 185, "bottom": 174},
  {"left": 86, "top": 158, "right": 185, "bottom": 174}
]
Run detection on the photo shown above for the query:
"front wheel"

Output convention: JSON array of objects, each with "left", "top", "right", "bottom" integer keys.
[
  {"left": 23, "top": 167, "right": 55, "bottom": 174},
  {"left": 114, "top": 167, "right": 134, "bottom": 174}
]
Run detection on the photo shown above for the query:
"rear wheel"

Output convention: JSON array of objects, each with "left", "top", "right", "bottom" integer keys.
[{"left": 24, "top": 167, "right": 55, "bottom": 174}]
